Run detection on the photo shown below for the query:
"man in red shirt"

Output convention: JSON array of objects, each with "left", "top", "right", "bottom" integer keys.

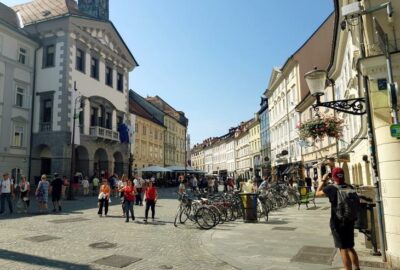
[{"left": 144, "top": 180, "right": 158, "bottom": 222}]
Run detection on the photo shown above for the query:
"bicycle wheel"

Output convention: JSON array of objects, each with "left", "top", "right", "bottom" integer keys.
[
  {"left": 208, "top": 205, "right": 221, "bottom": 225},
  {"left": 195, "top": 206, "right": 216, "bottom": 230},
  {"left": 179, "top": 205, "right": 191, "bottom": 224},
  {"left": 174, "top": 205, "right": 182, "bottom": 227}
]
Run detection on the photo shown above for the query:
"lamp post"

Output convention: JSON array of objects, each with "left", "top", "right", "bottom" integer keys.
[
  {"left": 304, "top": 69, "right": 367, "bottom": 116},
  {"left": 68, "top": 93, "right": 81, "bottom": 200}
]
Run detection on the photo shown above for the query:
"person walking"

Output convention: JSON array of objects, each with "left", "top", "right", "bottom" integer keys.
[
  {"left": 19, "top": 176, "right": 30, "bottom": 212},
  {"left": 143, "top": 180, "right": 158, "bottom": 223},
  {"left": 134, "top": 176, "right": 143, "bottom": 206},
  {"left": 118, "top": 176, "right": 127, "bottom": 217},
  {"left": 316, "top": 167, "right": 360, "bottom": 270},
  {"left": 0, "top": 172, "right": 14, "bottom": 214},
  {"left": 178, "top": 175, "right": 185, "bottom": 194},
  {"left": 92, "top": 175, "right": 99, "bottom": 196},
  {"left": 61, "top": 176, "right": 69, "bottom": 200},
  {"left": 51, "top": 173, "right": 63, "bottom": 212},
  {"left": 82, "top": 177, "right": 90, "bottom": 196},
  {"left": 120, "top": 178, "right": 136, "bottom": 222},
  {"left": 35, "top": 174, "right": 50, "bottom": 214},
  {"left": 98, "top": 179, "right": 111, "bottom": 217}
]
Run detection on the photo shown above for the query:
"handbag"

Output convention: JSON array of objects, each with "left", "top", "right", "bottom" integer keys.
[{"left": 98, "top": 192, "right": 105, "bottom": 200}]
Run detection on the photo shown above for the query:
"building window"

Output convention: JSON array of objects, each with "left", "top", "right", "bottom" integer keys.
[
  {"left": 15, "top": 86, "right": 25, "bottom": 107},
  {"left": 91, "top": 107, "right": 98, "bottom": 126},
  {"left": 18, "top": 47, "right": 27, "bottom": 65},
  {"left": 117, "top": 73, "right": 123, "bottom": 92},
  {"left": 43, "top": 45, "right": 55, "bottom": 67},
  {"left": 105, "top": 66, "right": 113, "bottom": 87},
  {"left": 76, "top": 49, "right": 85, "bottom": 72},
  {"left": 117, "top": 116, "right": 123, "bottom": 127},
  {"left": 40, "top": 99, "right": 52, "bottom": 131},
  {"left": 90, "top": 57, "right": 99, "bottom": 79},
  {"left": 143, "top": 125, "right": 146, "bottom": 135},
  {"left": 106, "top": 112, "right": 112, "bottom": 129},
  {"left": 13, "top": 126, "right": 24, "bottom": 147}
]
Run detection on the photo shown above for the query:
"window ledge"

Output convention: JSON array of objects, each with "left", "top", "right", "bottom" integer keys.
[
  {"left": 9, "top": 146, "right": 27, "bottom": 150},
  {"left": 76, "top": 69, "right": 86, "bottom": 74},
  {"left": 42, "top": 65, "right": 55, "bottom": 69},
  {"left": 12, "top": 105, "right": 30, "bottom": 111}
]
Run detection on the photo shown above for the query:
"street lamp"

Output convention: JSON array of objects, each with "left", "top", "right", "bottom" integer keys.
[
  {"left": 304, "top": 69, "right": 367, "bottom": 115},
  {"left": 68, "top": 92, "right": 82, "bottom": 200}
]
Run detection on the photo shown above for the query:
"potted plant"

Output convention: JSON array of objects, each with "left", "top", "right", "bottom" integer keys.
[{"left": 297, "top": 113, "right": 344, "bottom": 141}]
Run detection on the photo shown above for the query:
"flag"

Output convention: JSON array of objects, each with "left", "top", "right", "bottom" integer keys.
[{"left": 118, "top": 123, "right": 129, "bottom": 143}]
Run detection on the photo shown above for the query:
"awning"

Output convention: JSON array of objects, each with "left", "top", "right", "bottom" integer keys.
[
  {"left": 166, "top": 165, "right": 196, "bottom": 172},
  {"left": 138, "top": 166, "right": 172, "bottom": 172}
]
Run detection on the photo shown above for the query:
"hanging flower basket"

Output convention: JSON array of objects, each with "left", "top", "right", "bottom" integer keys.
[{"left": 297, "top": 113, "right": 344, "bottom": 141}]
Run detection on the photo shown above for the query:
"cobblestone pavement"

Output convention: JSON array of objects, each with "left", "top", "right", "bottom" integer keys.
[
  {"left": 0, "top": 188, "right": 237, "bottom": 270},
  {"left": 0, "top": 188, "right": 385, "bottom": 270}
]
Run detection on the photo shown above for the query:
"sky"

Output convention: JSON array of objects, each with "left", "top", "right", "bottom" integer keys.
[{"left": 3, "top": 0, "right": 333, "bottom": 146}]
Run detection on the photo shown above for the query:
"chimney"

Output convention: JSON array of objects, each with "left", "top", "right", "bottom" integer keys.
[{"left": 78, "top": 0, "right": 109, "bottom": 20}]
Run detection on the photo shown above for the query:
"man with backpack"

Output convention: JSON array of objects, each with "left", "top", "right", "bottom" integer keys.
[{"left": 316, "top": 167, "right": 361, "bottom": 270}]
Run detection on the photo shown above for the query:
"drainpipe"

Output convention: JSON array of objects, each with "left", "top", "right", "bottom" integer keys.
[{"left": 28, "top": 46, "right": 40, "bottom": 185}]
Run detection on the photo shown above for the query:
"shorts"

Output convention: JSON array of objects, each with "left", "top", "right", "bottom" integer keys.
[
  {"left": 52, "top": 193, "right": 61, "bottom": 202},
  {"left": 331, "top": 224, "right": 355, "bottom": 249}
]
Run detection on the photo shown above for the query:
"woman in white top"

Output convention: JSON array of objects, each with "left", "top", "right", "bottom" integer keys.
[{"left": 19, "top": 176, "right": 30, "bottom": 211}]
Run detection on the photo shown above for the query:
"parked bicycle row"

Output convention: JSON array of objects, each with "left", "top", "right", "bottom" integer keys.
[{"left": 173, "top": 181, "right": 303, "bottom": 230}]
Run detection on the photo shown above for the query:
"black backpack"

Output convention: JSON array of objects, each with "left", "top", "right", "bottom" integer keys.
[{"left": 334, "top": 184, "right": 360, "bottom": 223}]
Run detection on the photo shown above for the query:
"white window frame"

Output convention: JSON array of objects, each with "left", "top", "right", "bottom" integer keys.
[
  {"left": 18, "top": 46, "right": 28, "bottom": 65},
  {"left": 15, "top": 85, "right": 26, "bottom": 108},
  {"left": 12, "top": 124, "right": 25, "bottom": 147}
]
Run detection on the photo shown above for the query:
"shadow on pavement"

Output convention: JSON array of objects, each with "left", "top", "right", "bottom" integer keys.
[
  {"left": 0, "top": 249, "right": 94, "bottom": 269},
  {"left": 265, "top": 219, "right": 289, "bottom": 225}
]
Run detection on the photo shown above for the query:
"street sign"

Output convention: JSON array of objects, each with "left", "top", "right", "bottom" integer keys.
[{"left": 390, "top": 124, "right": 400, "bottom": 138}]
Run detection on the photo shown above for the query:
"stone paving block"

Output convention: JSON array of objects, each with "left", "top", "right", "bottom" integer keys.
[
  {"left": 24, "top": 235, "right": 61, "bottom": 243},
  {"left": 89, "top": 242, "right": 117, "bottom": 249},
  {"left": 291, "top": 245, "right": 336, "bottom": 265},
  {"left": 93, "top": 255, "right": 142, "bottom": 268},
  {"left": 271, "top": 226, "right": 297, "bottom": 231}
]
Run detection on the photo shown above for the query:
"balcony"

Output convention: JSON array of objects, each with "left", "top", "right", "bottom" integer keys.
[
  {"left": 89, "top": 126, "right": 120, "bottom": 143},
  {"left": 39, "top": 123, "right": 52, "bottom": 132}
]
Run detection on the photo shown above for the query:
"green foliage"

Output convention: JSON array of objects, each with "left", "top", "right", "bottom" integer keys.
[{"left": 297, "top": 113, "right": 344, "bottom": 141}]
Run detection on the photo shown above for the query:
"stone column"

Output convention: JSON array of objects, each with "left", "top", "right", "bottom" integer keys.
[
  {"left": 83, "top": 98, "right": 90, "bottom": 135},
  {"left": 361, "top": 54, "right": 400, "bottom": 267}
]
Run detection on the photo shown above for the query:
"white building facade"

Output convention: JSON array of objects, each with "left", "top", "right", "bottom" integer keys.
[
  {"left": 0, "top": 4, "right": 38, "bottom": 180},
  {"left": 13, "top": 0, "right": 137, "bottom": 179}
]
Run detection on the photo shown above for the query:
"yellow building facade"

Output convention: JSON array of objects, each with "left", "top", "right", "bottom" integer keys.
[
  {"left": 133, "top": 115, "right": 165, "bottom": 173},
  {"left": 248, "top": 118, "right": 261, "bottom": 177}
]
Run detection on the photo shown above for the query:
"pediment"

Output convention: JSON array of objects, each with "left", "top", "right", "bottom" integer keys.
[
  {"left": 267, "top": 68, "right": 282, "bottom": 90},
  {"left": 11, "top": 116, "right": 28, "bottom": 123},
  {"left": 71, "top": 17, "right": 138, "bottom": 68}
]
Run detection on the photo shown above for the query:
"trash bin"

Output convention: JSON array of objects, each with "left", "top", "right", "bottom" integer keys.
[
  {"left": 356, "top": 196, "right": 380, "bottom": 255},
  {"left": 239, "top": 193, "right": 258, "bottom": 223}
]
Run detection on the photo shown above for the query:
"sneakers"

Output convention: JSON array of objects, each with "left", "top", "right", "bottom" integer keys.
[{"left": 143, "top": 219, "right": 147, "bottom": 223}]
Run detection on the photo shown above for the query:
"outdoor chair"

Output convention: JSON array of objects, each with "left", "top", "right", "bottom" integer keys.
[{"left": 297, "top": 187, "right": 316, "bottom": 209}]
